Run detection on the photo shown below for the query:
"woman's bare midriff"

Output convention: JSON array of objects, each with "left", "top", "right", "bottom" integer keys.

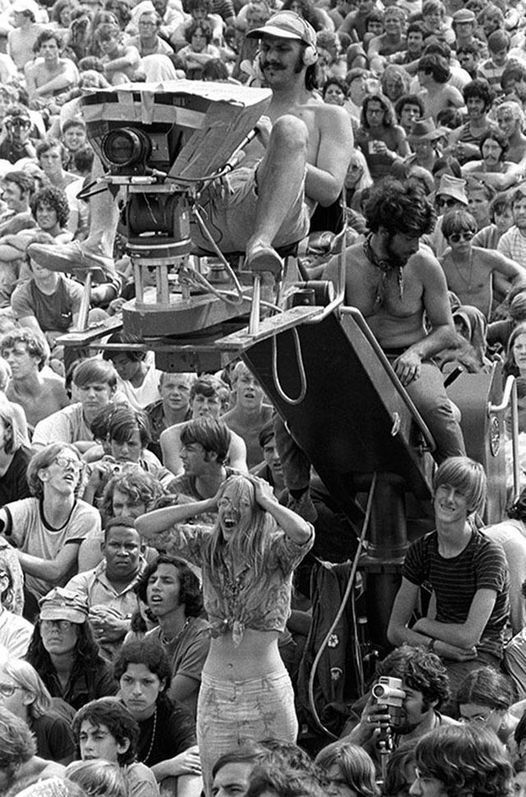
[{"left": 203, "top": 629, "right": 285, "bottom": 681}]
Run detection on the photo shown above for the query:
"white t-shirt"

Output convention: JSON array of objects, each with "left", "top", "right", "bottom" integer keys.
[
  {"left": 3, "top": 497, "right": 100, "bottom": 598},
  {"left": 0, "top": 607, "right": 33, "bottom": 657}
]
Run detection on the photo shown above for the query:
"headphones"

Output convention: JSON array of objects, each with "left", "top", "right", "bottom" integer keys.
[
  {"left": 255, "top": 38, "right": 318, "bottom": 77},
  {"left": 303, "top": 42, "right": 318, "bottom": 66}
]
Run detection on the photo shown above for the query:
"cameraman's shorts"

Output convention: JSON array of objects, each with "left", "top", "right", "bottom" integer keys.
[{"left": 190, "top": 162, "right": 310, "bottom": 254}]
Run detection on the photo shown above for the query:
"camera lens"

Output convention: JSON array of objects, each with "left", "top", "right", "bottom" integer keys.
[{"left": 102, "top": 127, "right": 151, "bottom": 168}]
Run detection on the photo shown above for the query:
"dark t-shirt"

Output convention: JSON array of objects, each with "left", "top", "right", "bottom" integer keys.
[
  {"left": 30, "top": 709, "right": 76, "bottom": 763},
  {"left": 137, "top": 695, "right": 196, "bottom": 766},
  {"left": 0, "top": 446, "right": 31, "bottom": 507},
  {"left": 11, "top": 274, "right": 83, "bottom": 332},
  {"left": 403, "top": 527, "right": 509, "bottom": 657}
]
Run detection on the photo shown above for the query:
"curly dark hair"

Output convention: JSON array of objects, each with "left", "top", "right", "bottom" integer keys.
[
  {"left": 462, "top": 78, "right": 493, "bottom": 110},
  {"left": 376, "top": 644, "right": 450, "bottom": 709},
  {"left": 364, "top": 178, "right": 436, "bottom": 237},
  {"left": 135, "top": 555, "right": 203, "bottom": 617},
  {"left": 415, "top": 724, "right": 512, "bottom": 797},
  {"left": 30, "top": 185, "right": 70, "bottom": 228},
  {"left": 72, "top": 698, "right": 139, "bottom": 766},
  {"left": 113, "top": 640, "right": 172, "bottom": 693}
]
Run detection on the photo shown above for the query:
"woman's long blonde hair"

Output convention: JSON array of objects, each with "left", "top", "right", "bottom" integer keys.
[{"left": 206, "top": 475, "right": 277, "bottom": 583}]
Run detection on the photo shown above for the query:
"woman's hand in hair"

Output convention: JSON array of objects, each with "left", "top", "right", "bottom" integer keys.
[{"left": 248, "top": 474, "right": 278, "bottom": 511}]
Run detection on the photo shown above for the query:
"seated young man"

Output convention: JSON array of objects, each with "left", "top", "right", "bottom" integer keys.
[
  {"left": 387, "top": 456, "right": 509, "bottom": 701},
  {"left": 0, "top": 443, "right": 101, "bottom": 606},
  {"left": 160, "top": 374, "right": 247, "bottom": 477},
  {"left": 82, "top": 405, "right": 174, "bottom": 506},
  {"left": 32, "top": 357, "right": 119, "bottom": 452},
  {"left": 221, "top": 361, "right": 273, "bottom": 470},
  {"left": 24, "top": 29, "right": 79, "bottom": 105},
  {"left": 10, "top": 245, "right": 84, "bottom": 348},
  {"left": 72, "top": 697, "right": 160, "bottom": 796},
  {"left": 66, "top": 517, "right": 147, "bottom": 660},
  {"left": 1, "top": 328, "right": 69, "bottom": 430}
]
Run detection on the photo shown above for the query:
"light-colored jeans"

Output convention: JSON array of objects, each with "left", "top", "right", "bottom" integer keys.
[{"left": 197, "top": 670, "right": 298, "bottom": 795}]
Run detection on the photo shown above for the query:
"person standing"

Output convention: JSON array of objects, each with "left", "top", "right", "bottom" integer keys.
[{"left": 135, "top": 474, "right": 314, "bottom": 793}]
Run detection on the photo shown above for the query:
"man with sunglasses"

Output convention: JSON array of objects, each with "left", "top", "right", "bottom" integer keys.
[
  {"left": 439, "top": 207, "right": 523, "bottom": 318},
  {"left": 422, "top": 174, "right": 470, "bottom": 257}
]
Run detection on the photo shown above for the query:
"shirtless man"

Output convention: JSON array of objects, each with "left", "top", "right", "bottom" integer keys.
[
  {"left": 324, "top": 178, "right": 466, "bottom": 463},
  {"left": 24, "top": 29, "right": 79, "bottom": 103},
  {"left": 161, "top": 374, "right": 248, "bottom": 476},
  {"left": 0, "top": 328, "right": 68, "bottom": 430},
  {"left": 439, "top": 207, "right": 524, "bottom": 318},
  {"left": 221, "top": 361, "right": 273, "bottom": 469},
  {"left": 27, "top": 11, "right": 353, "bottom": 280}
]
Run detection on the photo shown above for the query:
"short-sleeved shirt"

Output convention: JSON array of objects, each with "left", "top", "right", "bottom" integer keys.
[
  {"left": 3, "top": 496, "right": 101, "bottom": 598},
  {"left": 403, "top": 527, "right": 509, "bottom": 657},
  {"left": 32, "top": 403, "right": 92, "bottom": 448},
  {"left": 147, "top": 617, "right": 211, "bottom": 714},
  {"left": 0, "top": 607, "right": 33, "bottom": 657},
  {"left": 164, "top": 523, "right": 314, "bottom": 642},
  {"left": 498, "top": 225, "right": 526, "bottom": 268},
  {"left": 11, "top": 274, "right": 84, "bottom": 332}
]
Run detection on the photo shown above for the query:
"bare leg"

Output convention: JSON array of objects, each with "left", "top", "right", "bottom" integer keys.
[{"left": 245, "top": 114, "right": 308, "bottom": 272}]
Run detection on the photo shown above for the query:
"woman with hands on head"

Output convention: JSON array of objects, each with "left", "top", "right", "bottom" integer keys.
[{"left": 135, "top": 473, "right": 314, "bottom": 794}]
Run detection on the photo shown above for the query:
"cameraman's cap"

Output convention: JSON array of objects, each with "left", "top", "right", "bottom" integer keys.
[
  {"left": 246, "top": 10, "right": 317, "bottom": 51},
  {"left": 39, "top": 587, "right": 89, "bottom": 624}
]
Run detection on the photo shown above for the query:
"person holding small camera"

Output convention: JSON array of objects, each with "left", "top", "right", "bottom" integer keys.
[{"left": 344, "top": 645, "right": 457, "bottom": 767}]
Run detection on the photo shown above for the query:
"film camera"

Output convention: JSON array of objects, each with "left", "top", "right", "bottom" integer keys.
[
  {"left": 371, "top": 676, "right": 406, "bottom": 728},
  {"left": 79, "top": 81, "right": 272, "bottom": 342}
]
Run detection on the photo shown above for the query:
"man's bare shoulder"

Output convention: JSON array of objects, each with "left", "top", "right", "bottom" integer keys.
[{"left": 160, "top": 421, "right": 186, "bottom": 441}]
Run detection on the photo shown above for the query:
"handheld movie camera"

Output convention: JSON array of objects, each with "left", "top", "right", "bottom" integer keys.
[{"left": 371, "top": 676, "right": 405, "bottom": 728}]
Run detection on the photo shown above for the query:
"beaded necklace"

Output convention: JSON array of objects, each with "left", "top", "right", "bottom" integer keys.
[{"left": 140, "top": 706, "right": 158, "bottom": 765}]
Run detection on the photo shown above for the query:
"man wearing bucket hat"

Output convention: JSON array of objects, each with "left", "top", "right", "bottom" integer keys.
[
  {"left": 422, "top": 173, "right": 469, "bottom": 257},
  {"left": 406, "top": 117, "right": 445, "bottom": 172},
  {"left": 28, "top": 10, "right": 353, "bottom": 284}
]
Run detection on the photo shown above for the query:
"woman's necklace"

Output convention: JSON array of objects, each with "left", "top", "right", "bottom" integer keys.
[
  {"left": 141, "top": 707, "right": 158, "bottom": 765},
  {"left": 451, "top": 249, "right": 474, "bottom": 291}
]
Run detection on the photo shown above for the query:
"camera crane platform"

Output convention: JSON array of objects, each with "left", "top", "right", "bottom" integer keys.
[{"left": 56, "top": 81, "right": 518, "bottom": 649}]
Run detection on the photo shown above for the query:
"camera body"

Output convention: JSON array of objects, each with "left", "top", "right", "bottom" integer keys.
[{"left": 371, "top": 676, "right": 405, "bottom": 728}]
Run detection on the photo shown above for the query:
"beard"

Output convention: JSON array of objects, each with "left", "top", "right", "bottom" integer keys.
[{"left": 386, "top": 234, "right": 411, "bottom": 269}]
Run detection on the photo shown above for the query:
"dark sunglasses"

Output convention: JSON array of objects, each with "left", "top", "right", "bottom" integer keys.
[
  {"left": 448, "top": 230, "right": 475, "bottom": 243},
  {"left": 436, "top": 196, "right": 457, "bottom": 208}
]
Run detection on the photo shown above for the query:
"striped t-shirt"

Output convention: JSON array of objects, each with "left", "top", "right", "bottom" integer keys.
[{"left": 403, "top": 528, "right": 509, "bottom": 657}]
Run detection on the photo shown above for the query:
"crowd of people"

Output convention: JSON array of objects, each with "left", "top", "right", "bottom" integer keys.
[{"left": 3, "top": 0, "right": 526, "bottom": 793}]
